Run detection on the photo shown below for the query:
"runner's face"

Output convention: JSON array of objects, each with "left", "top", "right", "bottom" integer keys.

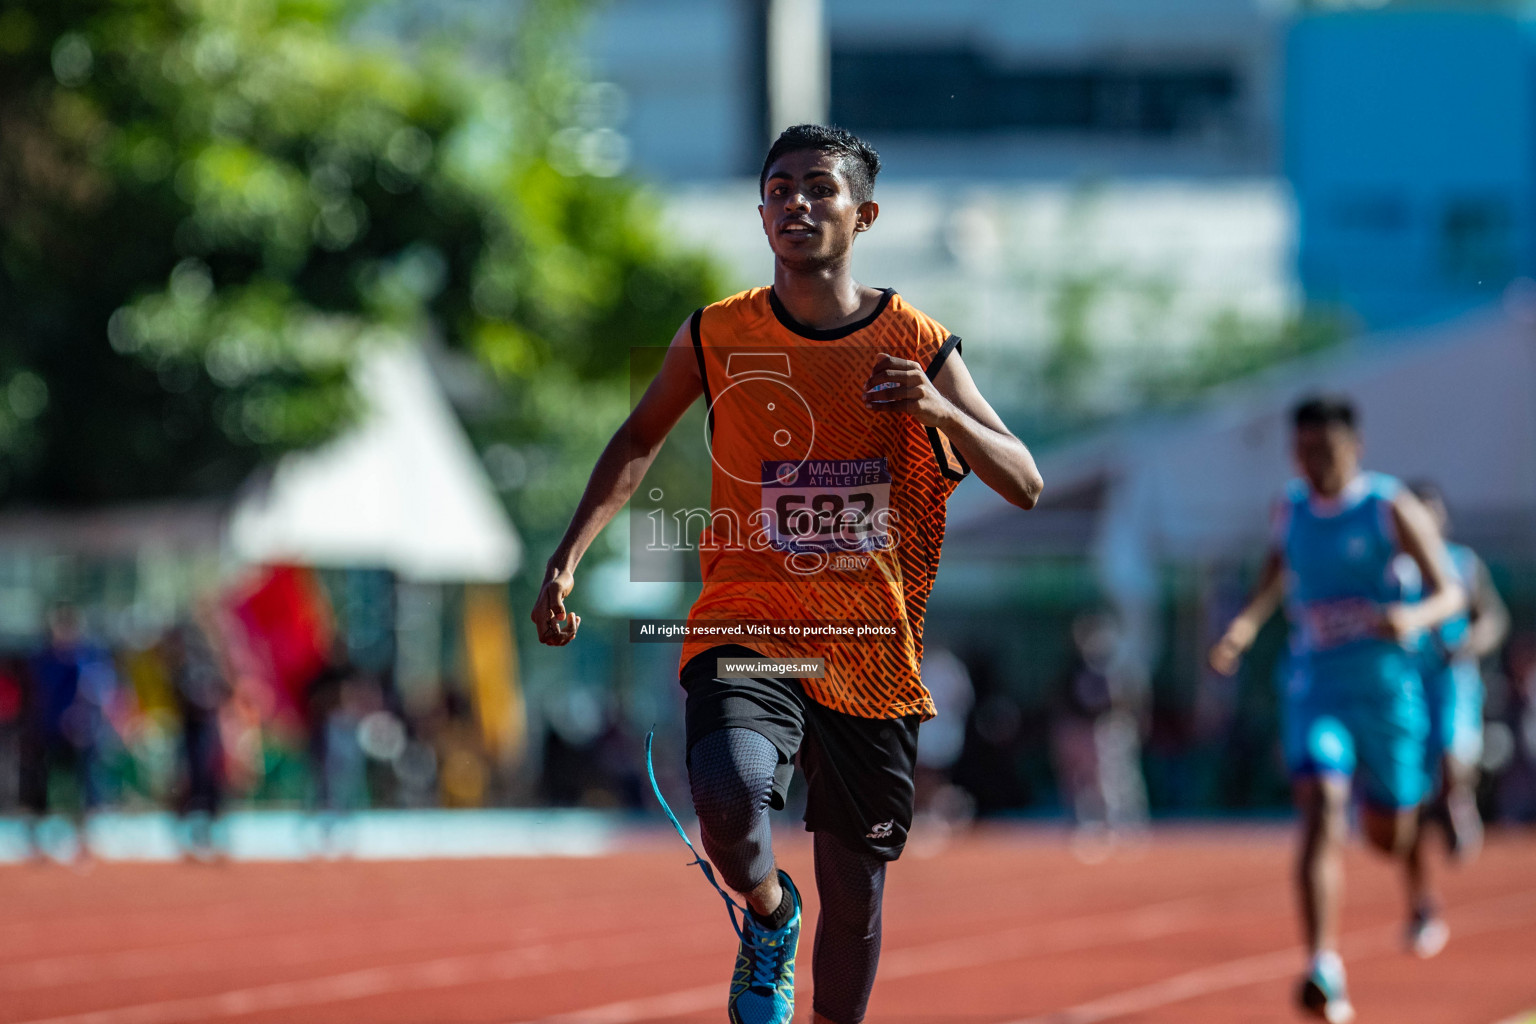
[
  {"left": 1293, "top": 423, "right": 1360, "bottom": 496},
  {"left": 759, "top": 149, "right": 876, "bottom": 270}
]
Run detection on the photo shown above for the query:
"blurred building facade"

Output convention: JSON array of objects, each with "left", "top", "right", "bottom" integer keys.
[
  {"left": 571, "top": 0, "right": 1283, "bottom": 181},
  {"left": 569, "top": 0, "right": 1536, "bottom": 345},
  {"left": 571, "top": 0, "right": 1298, "bottom": 423}
]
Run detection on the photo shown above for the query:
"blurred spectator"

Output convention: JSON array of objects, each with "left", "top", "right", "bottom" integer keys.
[
  {"left": 435, "top": 688, "right": 489, "bottom": 808},
  {"left": 950, "top": 647, "right": 1036, "bottom": 814},
  {"left": 19, "top": 604, "right": 122, "bottom": 860},
  {"left": 591, "top": 711, "right": 647, "bottom": 811},
  {"left": 323, "top": 675, "right": 376, "bottom": 814},
  {"left": 1052, "top": 611, "right": 1149, "bottom": 856},
  {"left": 297, "top": 656, "right": 381, "bottom": 856},
  {"left": 915, "top": 646, "right": 976, "bottom": 828},
  {"left": 1493, "top": 636, "right": 1536, "bottom": 822},
  {"left": 538, "top": 687, "right": 645, "bottom": 808},
  {"left": 0, "top": 657, "right": 22, "bottom": 809},
  {"left": 163, "top": 607, "right": 231, "bottom": 860},
  {"left": 304, "top": 656, "right": 347, "bottom": 803},
  {"left": 302, "top": 655, "right": 374, "bottom": 814}
]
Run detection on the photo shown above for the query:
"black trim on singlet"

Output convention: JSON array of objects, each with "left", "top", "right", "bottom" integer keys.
[
  {"left": 923, "top": 333, "right": 962, "bottom": 380},
  {"left": 923, "top": 335, "right": 972, "bottom": 482},
  {"left": 689, "top": 307, "right": 714, "bottom": 438},
  {"left": 767, "top": 286, "right": 895, "bottom": 340},
  {"left": 927, "top": 429, "right": 972, "bottom": 482}
]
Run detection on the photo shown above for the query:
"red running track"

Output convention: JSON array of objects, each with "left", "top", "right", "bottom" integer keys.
[{"left": 1, "top": 825, "right": 1533, "bottom": 1024}]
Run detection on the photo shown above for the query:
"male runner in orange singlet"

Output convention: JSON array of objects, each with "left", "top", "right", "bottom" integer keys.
[{"left": 533, "top": 124, "right": 1043, "bottom": 1024}]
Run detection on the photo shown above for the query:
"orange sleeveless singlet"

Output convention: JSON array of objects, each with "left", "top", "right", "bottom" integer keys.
[{"left": 678, "top": 287, "right": 970, "bottom": 720}]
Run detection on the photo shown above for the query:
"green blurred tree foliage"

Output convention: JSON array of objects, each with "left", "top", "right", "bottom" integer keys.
[{"left": 0, "top": 0, "right": 719, "bottom": 505}]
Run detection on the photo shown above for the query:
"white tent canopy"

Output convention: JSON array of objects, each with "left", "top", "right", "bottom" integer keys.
[{"left": 229, "top": 342, "right": 522, "bottom": 583}]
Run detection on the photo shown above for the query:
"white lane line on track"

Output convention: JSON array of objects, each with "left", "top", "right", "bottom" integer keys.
[
  {"left": 0, "top": 880, "right": 714, "bottom": 992},
  {"left": 5, "top": 926, "right": 721, "bottom": 1024},
  {"left": 999, "top": 946, "right": 1308, "bottom": 1024},
  {"left": 0, "top": 921, "right": 531, "bottom": 993},
  {"left": 526, "top": 983, "right": 724, "bottom": 1024},
  {"left": 1490, "top": 1013, "right": 1536, "bottom": 1024},
  {"left": 18, "top": 883, "right": 1531, "bottom": 1024},
  {"left": 881, "top": 885, "right": 1275, "bottom": 981},
  {"left": 524, "top": 886, "right": 1536, "bottom": 1024},
  {"left": 994, "top": 888, "right": 1536, "bottom": 1024},
  {"left": 6, "top": 883, "right": 1274, "bottom": 1024},
  {"left": 517, "top": 886, "right": 1280, "bottom": 1024},
  {"left": 0, "top": 910, "right": 628, "bottom": 994}
]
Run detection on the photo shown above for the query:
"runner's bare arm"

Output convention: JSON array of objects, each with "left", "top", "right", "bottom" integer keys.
[
  {"left": 1209, "top": 549, "right": 1284, "bottom": 676},
  {"left": 862, "top": 351, "right": 1043, "bottom": 509},
  {"left": 1384, "top": 491, "right": 1466, "bottom": 638},
  {"left": 1463, "top": 555, "right": 1509, "bottom": 658},
  {"left": 532, "top": 319, "right": 703, "bottom": 647}
]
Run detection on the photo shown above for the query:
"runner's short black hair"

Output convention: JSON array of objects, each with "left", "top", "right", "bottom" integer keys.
[
  {"left": 1291, "top": 393, "right": 1357, "bottom": 431},
  {"left": 760, "top": 124, "right": 881, "bottom": 204}
]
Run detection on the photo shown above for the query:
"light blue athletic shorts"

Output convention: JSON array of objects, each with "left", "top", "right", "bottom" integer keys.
[{"left": 1282, "top": 642, "right": 1431, "bottom": 811}]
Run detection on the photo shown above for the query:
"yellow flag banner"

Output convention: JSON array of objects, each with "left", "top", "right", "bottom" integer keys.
[
  {"left": 121, "top": 645, "right": 176, "bottom": 716},
  {"left": 462, "top": 582, "right": 526, "bottom": 764}
]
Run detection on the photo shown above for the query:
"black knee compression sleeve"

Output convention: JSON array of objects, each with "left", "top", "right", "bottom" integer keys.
[
  {"left": 811, "top": 831, "right": 887, "bottom": 1024},
  {"left": 688, "top": 727, "right": 779, "bottom": 894}
]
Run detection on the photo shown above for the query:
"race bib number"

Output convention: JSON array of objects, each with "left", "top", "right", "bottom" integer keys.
[
  {"left": 1299, "top": 597, "right": 1381, "bottom": 650},
  {"left": 761, "top": 458, "right": 891, "bottom": 553}
]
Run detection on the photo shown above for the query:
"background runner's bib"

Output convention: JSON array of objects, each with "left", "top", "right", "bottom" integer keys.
[{"left": 681, "top": 287, "right": 969, "bottom": 720}]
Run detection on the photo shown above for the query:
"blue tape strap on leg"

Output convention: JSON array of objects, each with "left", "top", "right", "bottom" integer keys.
[{"left": 645, "top": 731, "right": 748, "bottom": 940}]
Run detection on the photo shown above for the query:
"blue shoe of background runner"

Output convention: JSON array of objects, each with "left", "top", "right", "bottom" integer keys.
[
  {"left": 1297, "top": 952, "right": 1355, "bottom": 1024},
  {"left": 729, "top": 870, "right": 801, "bottom": 1024}
]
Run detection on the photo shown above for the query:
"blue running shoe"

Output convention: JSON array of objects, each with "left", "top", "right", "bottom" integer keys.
[
  {"left": 728, "top": 871, "right": 801, "bottom": 1024},
  {"left": 1297, "top": 953, "right": 1355, "bottom": 1024}
]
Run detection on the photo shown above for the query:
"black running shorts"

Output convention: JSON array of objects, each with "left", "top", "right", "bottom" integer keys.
[{"left": 680, "top": 643, "right": 921, "bottom": 860}]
